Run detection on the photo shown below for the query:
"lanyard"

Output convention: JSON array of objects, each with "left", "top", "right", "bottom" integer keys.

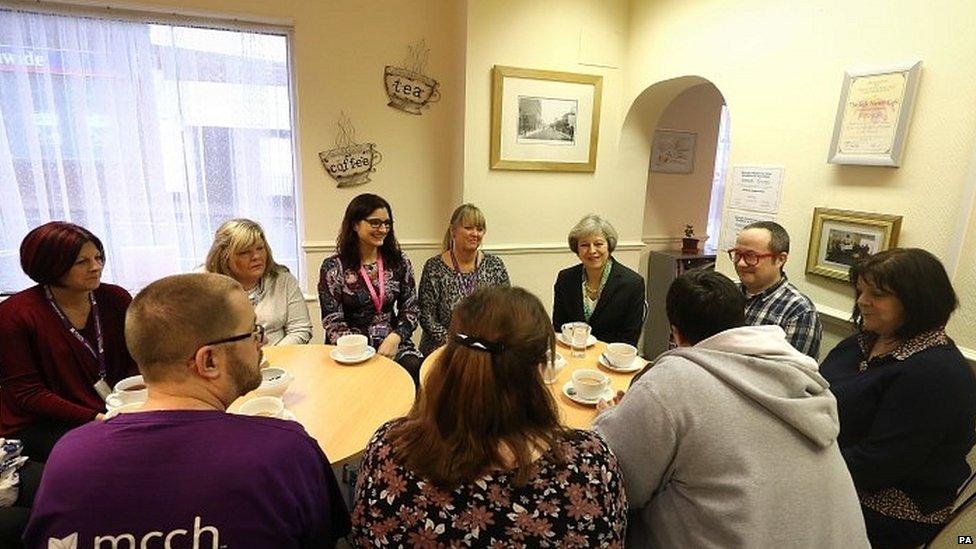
[
  {"left": 359, "top": 254, "right": 386, "bottom": 315},
  {"left": 449, "top": 249, "right": 479, "bottom": 297},
  {"left": 44, "top": 286, "right": 107, "bottom": 380}
]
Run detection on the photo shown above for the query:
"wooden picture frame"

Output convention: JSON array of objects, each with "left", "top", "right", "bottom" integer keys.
[
  {"left": 806, "top": 208, "right": 902, "bottom": 281},
  {"left": 490, "top": 65, "right": 602, "bottom": 172},
  {"left": 827, "top": 61, "right": 922, "bottom": 167}
]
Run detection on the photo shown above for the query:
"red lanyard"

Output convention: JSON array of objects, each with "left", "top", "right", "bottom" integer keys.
[
  {"left": 450, "top": 249, "right": 479, "bottom": 297},
  {"left": 359, "top": 254, "right": 386, "bottom": 314},
  {"left": 44, "top": 286, "right": 107, "bottom": 380}
]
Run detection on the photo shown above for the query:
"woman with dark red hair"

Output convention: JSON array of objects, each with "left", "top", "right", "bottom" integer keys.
[{"left": 0, "top": 222, "right": 137, "bottom": 460}]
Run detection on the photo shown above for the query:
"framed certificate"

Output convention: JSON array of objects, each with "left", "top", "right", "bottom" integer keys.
[{"left": 827, "top": 61, "right": 921, "bottom": 167}]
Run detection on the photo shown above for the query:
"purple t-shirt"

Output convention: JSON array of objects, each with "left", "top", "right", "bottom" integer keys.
[{"left": 24, "top": 410, "right": 351, "bottom": 548}]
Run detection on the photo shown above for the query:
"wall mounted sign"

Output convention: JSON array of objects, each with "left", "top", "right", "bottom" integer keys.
[
  {"left": 490, "top": 65, "right": 602, "bottom": 172},
  {"left": 827, "top": 61, "right": 922, "bottom": 167},
  {"left": 806, "top": 208, "right": 902, "bottom": 281},
  {"left": 384, "top": 40, "right": 440, "bottom": 115},
  {"left": 319, "top": 113, "right": 382, "bottom": 188}
]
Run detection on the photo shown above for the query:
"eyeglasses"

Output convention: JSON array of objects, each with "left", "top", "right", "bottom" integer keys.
[
  {"left": 364, "top": 218, "right": 393, "bottom": 230},
  {"left": 203, "top": 324, "right": 266, "bottom": 347},
  {"left": 726, "top": 248, "right": 778, "bottom": 266}
]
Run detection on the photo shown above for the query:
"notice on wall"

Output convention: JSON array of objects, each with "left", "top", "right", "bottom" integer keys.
[
  {"left": 720, "top": 209, "right": 777, "bottom": 252},
  {"left": 728, "top": 166, "right": 784, "bottom": 214}
]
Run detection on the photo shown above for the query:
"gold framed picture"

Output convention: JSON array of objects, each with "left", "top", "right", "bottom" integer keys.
[
  {"left": 806, "top": 208, "right": 903, "bottom": 281},
  {"left": 490, "top": 65, "right": 602, "bottom": 172}
]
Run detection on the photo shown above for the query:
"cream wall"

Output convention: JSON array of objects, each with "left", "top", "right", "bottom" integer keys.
[
  {"left": 625, "top": 0, "right": 976, "bottom": 357},
  {"left": 461, "top": 0, "right": 642, "bottom": 311},
  {"left": 643, "top": 83, "right": 723, "bottom": 241}
]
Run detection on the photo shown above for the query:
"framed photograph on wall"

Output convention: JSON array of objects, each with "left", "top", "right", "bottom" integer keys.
[
  {"left": 490, "top": 65, "right": 602, "bottom": 172},
  {"left": 806, "top": 208, "right": 902, "bottom": 281},
  {"left": 650, "top": 129, "right": 696, "bottom": 174},
  {"left": 827, "top": 61, "right": 922, "bottom": 167}
]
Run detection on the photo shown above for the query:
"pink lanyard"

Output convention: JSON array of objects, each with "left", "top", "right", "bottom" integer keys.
[{"left": 359, "top": 254, "right": 386, "bottom": 314}]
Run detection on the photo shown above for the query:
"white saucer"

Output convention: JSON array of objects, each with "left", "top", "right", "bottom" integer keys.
[
  {"left": 330, "top": 346, "right": 376, "bottom": 364},
  {"left": 562, "top": 380, "right": 614, "bottom": 406},
  {"left": 556, "top": 333, "right": 597, "bottom": 348},
  {"left": 598, "top": 353, "right": 645, "bottom": 373}
]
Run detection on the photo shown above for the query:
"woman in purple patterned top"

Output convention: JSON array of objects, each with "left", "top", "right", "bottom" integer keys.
[
  {"left": 318, "top": 194, "right": 422, "bottom": 381},
  {"left": 351, "top": 286, "right": 627, "bottom": 547}
]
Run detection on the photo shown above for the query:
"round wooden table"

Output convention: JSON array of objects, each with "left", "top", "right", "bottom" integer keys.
[
  {"left": 238, "top": 344, "right": 415, "bottom": 465},
  {"left": 420, "top": 339, "right": 646, "bottom": 429}
]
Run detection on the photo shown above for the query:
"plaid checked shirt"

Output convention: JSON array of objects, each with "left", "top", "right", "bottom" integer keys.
[{"left": 741, "top": 276, "right": 822, "bottom": 358}]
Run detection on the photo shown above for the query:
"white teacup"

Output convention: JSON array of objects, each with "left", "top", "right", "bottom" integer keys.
[
  {"left": 253, "top": 367, "right": 293, "bottom": 398},
  {"left": 239, "top": 396, "right": 285, "bottom": 419},
  {"left": 105, "top": 401, "right": 144, "bottom": 418},
  {"left": 605, "top": 343, "right": 638, "bottom": 368},
  {"left": 337, "top": 334, "right": 368, "bottom": 359},
  {"left": 113, "top": 375, "right": 148, "bottom": 405},
  {"left": 562, "top": 322, "right": 589, "bottom": 342},
  {"left": 572, "top": 369, "right": 610, "bottom": 400}
]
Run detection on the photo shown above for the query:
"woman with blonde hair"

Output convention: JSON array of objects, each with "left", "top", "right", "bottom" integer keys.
[
  {"left": 351, "top": 286, "right": 626, "bottom": 546},
  {"left": 205, "top": 218, "right": 311, "bottom": 345},
  {"left": 418, "top": 203, "right": 510, "bottom": 355}
]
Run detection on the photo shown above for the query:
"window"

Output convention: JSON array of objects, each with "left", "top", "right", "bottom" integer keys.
[
  {"left": 704, "top": 104, "right": 731, "bottom": 254},
  {"left": 0, "top": 9, "right": 300, "bottom": 293}
]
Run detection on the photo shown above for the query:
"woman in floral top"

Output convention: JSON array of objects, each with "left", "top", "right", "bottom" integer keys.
[
  {"left": 318, "top": 193, "right": 422, "bottom": 381},
  {"left": 418, "top": 204, "right": 510, "bottom": 356},
  {"left": 351, "top": 286, "right": 626, "bottom": 547}
]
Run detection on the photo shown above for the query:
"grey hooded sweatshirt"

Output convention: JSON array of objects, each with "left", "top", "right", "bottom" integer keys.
[{"left": 593, "top": 325, "right": 869, "bottom": 548}]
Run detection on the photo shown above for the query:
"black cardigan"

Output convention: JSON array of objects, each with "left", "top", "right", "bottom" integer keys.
[
  {"left": 551, "top": 259, "right": 645, "bottom": 346},
  {"left": 821, "top": 334, "right": 976, "bottom": 517}
]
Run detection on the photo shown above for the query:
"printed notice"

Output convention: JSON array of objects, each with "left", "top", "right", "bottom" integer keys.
[
  {"left": 720, "top": 209, "right": 777, "bottom": 252},
  {"left": 728, "top": 166, "right": 784, "bottom": 214}
]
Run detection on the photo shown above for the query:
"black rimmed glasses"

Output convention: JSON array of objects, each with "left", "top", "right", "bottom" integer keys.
[
  {"left": 203, "top": 324, "right": 266, "bottom": 347},
  {"left": 726, "top": 248, "right": 778, "bottom": 266},
  {"left": 364, "top": 218, "right": 393, "bottom": 230}
]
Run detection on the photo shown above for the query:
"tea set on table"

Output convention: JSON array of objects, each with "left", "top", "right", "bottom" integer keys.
[
  {"left": 103, "top": 366, "right": 298, "bottom": 421},
  {"left": 554, "top": 322, "right": 646, "bottom": 406},
  {"left": 329, "top": 334, "right": 375, "bottom": 364}
]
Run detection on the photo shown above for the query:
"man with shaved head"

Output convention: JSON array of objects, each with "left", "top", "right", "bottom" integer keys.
[{"left": 26, "top": 273, "right": 350, "bottom": 548}]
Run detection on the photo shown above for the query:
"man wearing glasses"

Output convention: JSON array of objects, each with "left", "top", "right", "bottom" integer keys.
[
  {"left": 727, "top": 221, "right": 822, "bottom": 358},
  {"left": 26, "top": 273, "right": 350, "bottom": 548}
]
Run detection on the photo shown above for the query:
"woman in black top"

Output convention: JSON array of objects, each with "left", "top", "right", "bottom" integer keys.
[
  {"left": 821, "top": 248, "right": 976, "bottom": 548},
  {"left": 552, "top": 214, "right": 645, "bottom": 346}
]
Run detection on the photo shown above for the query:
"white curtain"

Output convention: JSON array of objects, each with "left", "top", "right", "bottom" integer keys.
[
  {"left": 0, "top": 9, "right": 299, "bottom": 293},
  {"left": 704, "top": 104, "right": 731, "bottom": 254}
]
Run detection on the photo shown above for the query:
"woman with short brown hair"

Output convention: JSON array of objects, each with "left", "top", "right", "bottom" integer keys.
[{"left": 350, "top": 286, "right": 626, "bottom": 547}]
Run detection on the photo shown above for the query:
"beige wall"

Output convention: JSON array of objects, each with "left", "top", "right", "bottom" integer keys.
[
  {"left": 625, "top": 0, "right": 976, "bottom": 357},
  {"left": 643, "top": 83, "right": 724, "bottom": 241},
  {"left": 460, "top": 0, "right": 642, "bottom": 311}
]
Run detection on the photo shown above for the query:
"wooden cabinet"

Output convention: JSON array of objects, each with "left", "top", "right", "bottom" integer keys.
[{"left": 643, "top": 250, "right": 716, "bottom": 359}]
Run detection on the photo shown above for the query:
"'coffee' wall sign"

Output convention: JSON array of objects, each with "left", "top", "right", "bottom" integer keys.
[
  {"left": 319, "top": 113, "right": 382, "bottom": 188},
  {"left": 384, "top": 39, "right": 440, "bottom": 115}
]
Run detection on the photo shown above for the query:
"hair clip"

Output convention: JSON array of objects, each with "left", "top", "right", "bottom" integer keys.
[{"left": 454, "top": 333, "right": 505, "bottom": 355}]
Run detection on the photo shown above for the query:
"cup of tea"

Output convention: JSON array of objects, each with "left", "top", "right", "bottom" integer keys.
[
  {"left": 383, "top": 66, "right": 441, "bottom": 114},
  {"left": 571, "top": 369, "right": 610, "bottom": 400},
  {"left": 337, "top": 334, "right": 368, "bottom": 359},
  {"left": 605, "top": 343, "right": 638, "bottom": 368},
  {"left": 113, "top": 375, "right": 148, "bottom": 405},
  {"left": 561, "top": 322, "right": 575, "bottom": 342},
  {"left": 253, "top": 367, "right": 294, "bottom": 398},
  {"left": 238, "top": 396, "right": 285, "bottom": 419}
]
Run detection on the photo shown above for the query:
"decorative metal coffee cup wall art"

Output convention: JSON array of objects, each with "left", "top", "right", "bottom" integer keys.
[
  {"left": 384, "top": 39, "right": 440, "bottom": 115},
  {"left": 319, "top": 113, "right": 382, "bottom": 188}
]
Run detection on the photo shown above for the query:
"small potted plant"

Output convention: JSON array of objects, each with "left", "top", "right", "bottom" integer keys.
[{"left": 682, "top": 224, "right": 700, "bottom": 254}]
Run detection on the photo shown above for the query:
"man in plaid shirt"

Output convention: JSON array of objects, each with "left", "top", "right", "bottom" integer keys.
[{"left": 728, "top": 221, "right": 822, "bottom": 358}]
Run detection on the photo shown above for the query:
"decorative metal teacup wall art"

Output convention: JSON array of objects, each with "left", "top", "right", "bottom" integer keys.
[
  {"left": 319, "top": 113, "right": 382, "bottom": 188},
  {"left": 384, "top": 40, "right": 440, "bottom": 115}
]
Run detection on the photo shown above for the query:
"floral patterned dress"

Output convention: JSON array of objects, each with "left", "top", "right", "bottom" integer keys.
[
  {"left": 317, "top": 252, "right": 421, "bottom": 361},
  {"left": 351, "top": 420, "right": 627, "bottom": 548}
]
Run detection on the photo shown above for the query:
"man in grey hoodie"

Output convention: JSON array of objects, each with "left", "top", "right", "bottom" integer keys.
[{"left": 593, "top": 270, "right": 868, "bottom": 548}]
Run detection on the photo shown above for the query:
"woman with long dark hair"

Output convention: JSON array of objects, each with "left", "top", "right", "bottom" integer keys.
[
  {"left": 0, "top": 222, "right": 138, "bottom": 460},
  {"left": 350, "top": 286, "right": 627, "bottom": 546},
  {"left": 318, "top": 194, "right": 422, "bottom": 379}
]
